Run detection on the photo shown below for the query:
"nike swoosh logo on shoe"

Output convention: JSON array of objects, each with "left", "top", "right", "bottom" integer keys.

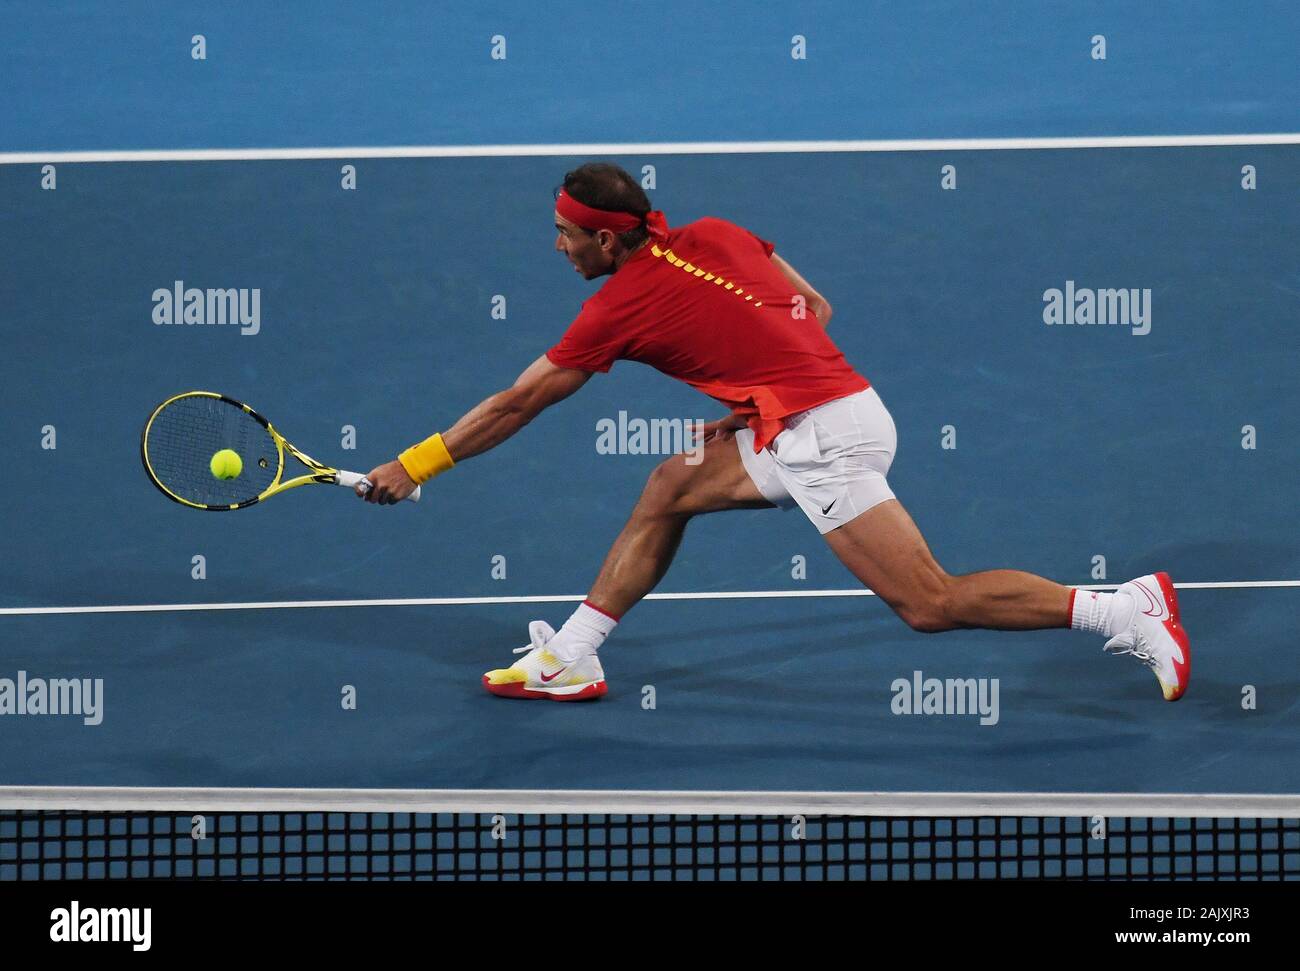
[
  {"left": 1133, "top": 579, "right": 1168, "bottom": 620},
  {"left": 539, "top": 667, "right": 568, "bottom": 683}
]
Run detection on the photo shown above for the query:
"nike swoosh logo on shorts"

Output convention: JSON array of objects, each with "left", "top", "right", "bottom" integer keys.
[{"left": 821, "top": 499, "right": 837, "bottom": 515}]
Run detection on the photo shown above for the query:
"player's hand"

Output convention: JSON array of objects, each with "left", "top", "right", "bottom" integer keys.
[
  {"left": 358, "top": 459, "right": 419, "bottom": 505},
  {"left": 695, "top": 414, "right": 748, "bottom": 444}
]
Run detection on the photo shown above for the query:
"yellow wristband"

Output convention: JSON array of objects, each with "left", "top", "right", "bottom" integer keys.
[{"left": 398, "top": 432, "right": 455, "bottom": 484}]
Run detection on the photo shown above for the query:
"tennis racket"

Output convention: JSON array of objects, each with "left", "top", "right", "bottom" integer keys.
[{"left": 140, "top": 391, "right": 421, "bottom": 511}]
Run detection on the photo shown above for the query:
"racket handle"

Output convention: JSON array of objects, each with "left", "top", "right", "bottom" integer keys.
[{"left": 335, "top": 470, "right": 422, "bottom": 503}]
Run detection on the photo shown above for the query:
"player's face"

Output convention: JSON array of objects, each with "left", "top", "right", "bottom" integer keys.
[{"left": 555, "top": 212, "right": 614, "bottom": 280}]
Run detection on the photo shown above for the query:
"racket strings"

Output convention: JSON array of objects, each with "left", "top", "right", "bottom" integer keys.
[{"left": 145, "top": 396, "right": 279, "bottom": 506}]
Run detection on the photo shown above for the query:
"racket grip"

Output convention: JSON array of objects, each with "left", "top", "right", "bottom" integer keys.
[{"left": 335, "top": 470, "right": 422, "bottom": 503}]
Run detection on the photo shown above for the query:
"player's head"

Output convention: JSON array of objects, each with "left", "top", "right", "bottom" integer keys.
[{"left": 554, "top": 162, "right": 652, "bottom": 279}]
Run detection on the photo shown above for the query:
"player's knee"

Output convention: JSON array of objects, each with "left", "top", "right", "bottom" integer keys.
[
  {"left": 637, "top": 457, "right": 693, "bottom": 517},
  {"left": 900, "top": 609, "right": 951, "bottom": 634},
  {"left": 895, "top": 577, "right": 957, "bottom": 634}
]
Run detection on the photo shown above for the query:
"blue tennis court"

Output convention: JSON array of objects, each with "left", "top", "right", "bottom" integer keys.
[{"left": 2, "top": 2, "right": 1298, "bottom": 817}]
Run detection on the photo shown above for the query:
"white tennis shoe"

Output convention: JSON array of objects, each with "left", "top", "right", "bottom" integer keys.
[
  {"left": 1103, "top": 572, "right": 1191, "bottom": 701},
  {"left": 482, "top": 621, "right": 608, "bottom": 701}
]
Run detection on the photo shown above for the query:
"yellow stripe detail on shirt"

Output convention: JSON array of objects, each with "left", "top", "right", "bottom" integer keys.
[{"left": 649, "top": 243, "right": 764, "bottom": 308}]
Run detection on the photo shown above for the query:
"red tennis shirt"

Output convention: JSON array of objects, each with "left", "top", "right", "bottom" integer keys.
[{"left": 546, "top": 217, "right": 869, "bottom": 451}]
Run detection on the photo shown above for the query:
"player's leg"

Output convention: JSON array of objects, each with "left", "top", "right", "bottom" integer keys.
[
  {"left": 584, "top": 433, "right": 772, "bottom": 618},
  {"left": 821, "top": 498, "right": 1071, "bottom": 632},
  {"left": 784, "top": 386, "right": 1189, "bottom": 699},
  {"left": 823, "top": 498, "right": 1189, "bottom": 699},
  {"left": 767, "top": 386, "right": 1080, "bottom": 629},
  {"left": 483, "top": 430, "right": 775, "bottom": 700}
]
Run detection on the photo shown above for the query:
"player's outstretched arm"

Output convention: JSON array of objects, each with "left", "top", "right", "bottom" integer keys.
[
  {"left": 359, "top": 355, "right": 591, "bottom": 504},
  {"left": 770, "top": 252, "right": 832, "bottom": 327},
  {"left": 442, "top": 355, "right": 591, "bottom": 461}
]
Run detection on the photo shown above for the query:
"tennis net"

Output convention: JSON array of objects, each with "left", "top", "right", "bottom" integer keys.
[{"left": 3, "top": 811, "right": 1298, "bottom": 880}]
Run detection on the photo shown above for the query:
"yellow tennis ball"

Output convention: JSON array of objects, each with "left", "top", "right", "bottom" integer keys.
[{"left": 210, "top": 449, "right": 243, "bottom": 480}]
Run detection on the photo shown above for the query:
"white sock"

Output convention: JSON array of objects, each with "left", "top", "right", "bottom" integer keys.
[
  {"left": 546, "top": 601, "right": 620, "bottom": 663},
  {"left": 1070, "top": 589, "right": 1136, "bottom": 638}
]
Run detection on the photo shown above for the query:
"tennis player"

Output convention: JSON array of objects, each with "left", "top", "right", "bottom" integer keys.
[{"left": 359, "top": 163, "right": 1190, "bottom": 703}]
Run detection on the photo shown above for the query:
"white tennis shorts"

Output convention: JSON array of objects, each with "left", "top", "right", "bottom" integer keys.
[{"left": 735, "top": 386, "right": 897, "bottom": 534}]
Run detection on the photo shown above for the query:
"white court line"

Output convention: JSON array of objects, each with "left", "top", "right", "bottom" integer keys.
[
  {"left": 1, "top": 786, "right": 1297, "bottom": 817},
  {"left": 0, "top": 580, "right": 1296, "bottom": 617},
  {"left": 2, "top": 133, "right": 1299, "bottom": 165}
]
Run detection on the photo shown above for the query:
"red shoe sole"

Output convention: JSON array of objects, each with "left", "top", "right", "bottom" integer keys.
[
  {"left": 483, "top": 677, "right": 608, "bottom": 701},
  {"left": 1153, "top": 571, "right": 1191, "bottom": 701}
]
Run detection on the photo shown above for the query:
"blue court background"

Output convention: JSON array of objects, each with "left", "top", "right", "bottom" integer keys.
[
  {"left": 1, "top": 2, "right": 1297, "bottom": 795},
  {"left": 3, "top": 1, "right": 1299, "bottom": 147}
]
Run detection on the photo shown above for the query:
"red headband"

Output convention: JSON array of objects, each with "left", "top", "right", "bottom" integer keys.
[{"left": 555, "top": 189, "right": 669, "bottom": 243}]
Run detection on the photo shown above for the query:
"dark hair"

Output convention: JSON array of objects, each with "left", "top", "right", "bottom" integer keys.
[{"left": 555, "top": 162, "right": 651, "bottom": 250}]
